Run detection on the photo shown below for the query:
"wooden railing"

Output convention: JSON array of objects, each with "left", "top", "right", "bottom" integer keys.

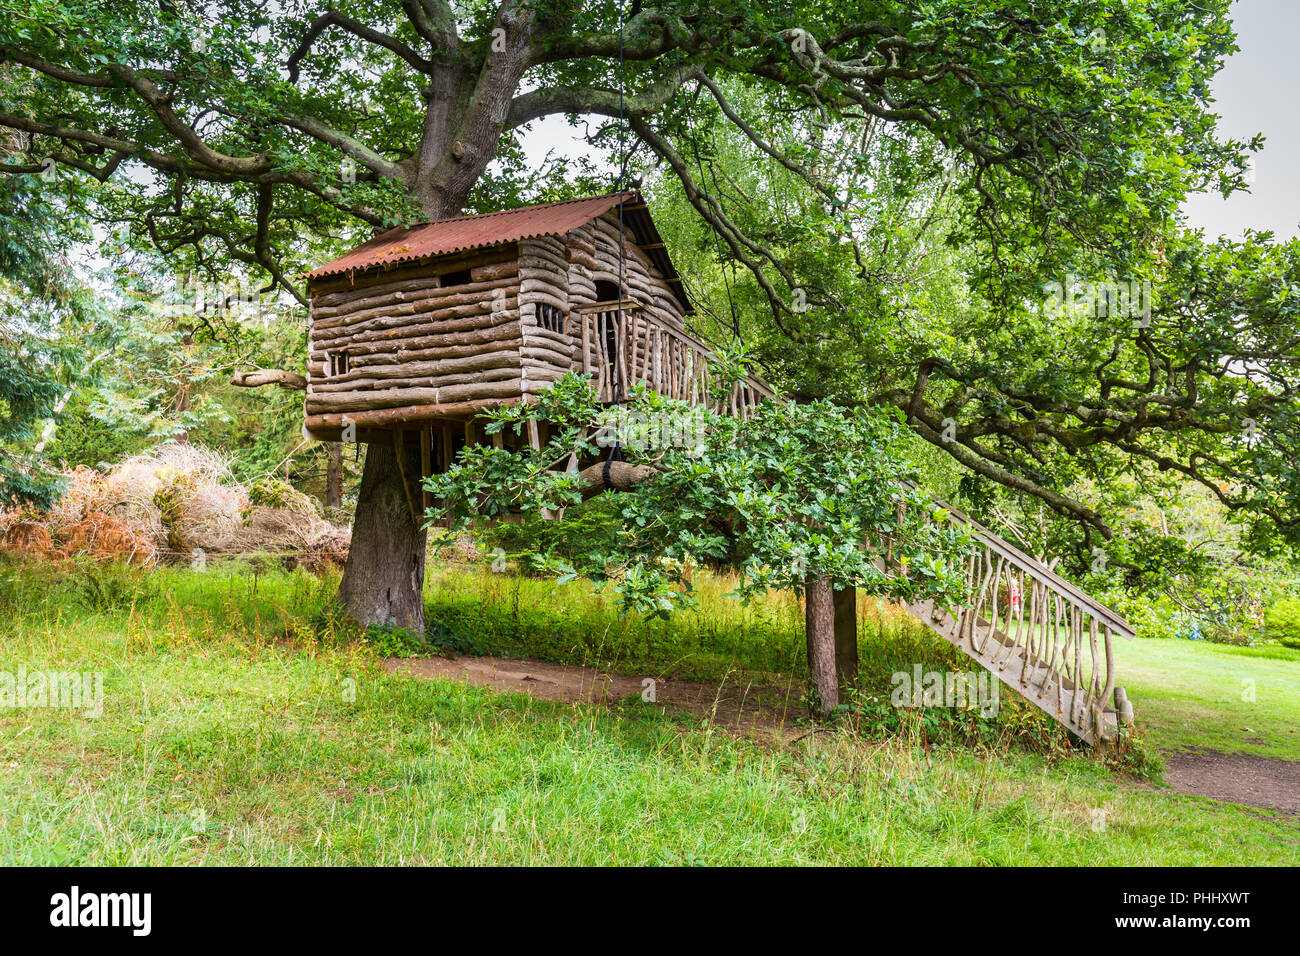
[
  {"left": 574, "top": 300, "right": 774, "bottom": 416},
  {"left": 896, "top": 485, "right": 1135, "bottom": 743}
]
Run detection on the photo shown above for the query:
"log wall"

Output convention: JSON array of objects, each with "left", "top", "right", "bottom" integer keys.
[
  {"left": 566, "top": 211, "right": 687, "bottom": 330},
  {"left": 306, "top": 214, "right": 698, "bottom": 424},
  {"left": 517, "top": 234, "right": 574, "bottom": 398},
  {"left": 305, "top": 245, "right": 525, "bottom": 416},
  {"left": 519, "top": 211, "right": 690, "bottom": 391}
]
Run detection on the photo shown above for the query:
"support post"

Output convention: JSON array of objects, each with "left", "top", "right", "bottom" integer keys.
[
  {"left": 419, "top": 427, "right": 432, "bottom": 511},
  {"left": 834, "top": 585, "right": 858, "bottom": 696},
  {"left": 392, "top": 430, "right": 422, "bottom": 526},
  {"left": 325, "top": 441, "right": 343, "bottom": 510},
  {"left": 805, "top": 573, "right": 839, "bottom": 718},
  {"left": 440, "top": 423, "right": 454, "bottom": 472}
]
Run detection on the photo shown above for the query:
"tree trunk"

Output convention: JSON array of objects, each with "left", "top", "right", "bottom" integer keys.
[
  {"left": 834, "top": 585, "right": 858, "bottom": 696},
  {"left": 325, "top": 442, "right": 343, "bottom": 509},
  {"left": 337, "top": 442, "right": 426, "bottom": 632},
  {"left": 334, "top": 30, "right": 530, "bottom": 634},
  {"left": 804, "top": 573, "right": 838, "bottom": 717}
]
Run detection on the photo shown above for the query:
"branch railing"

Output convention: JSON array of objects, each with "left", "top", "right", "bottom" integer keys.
[
  {"left": 896, "top": 486, "right": 1135, "bottom": 741},
  {"left": 575, "top": 300, "right": 773, "bottom": 416}
]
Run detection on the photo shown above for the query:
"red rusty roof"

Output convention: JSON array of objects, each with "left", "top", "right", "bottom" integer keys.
[{"left": 305, "top": 190, "right": 691, "bottom": 312}]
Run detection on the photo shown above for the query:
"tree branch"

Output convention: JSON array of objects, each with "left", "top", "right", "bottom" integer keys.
[
  {"left": 231, "top": 369, "right": 307, "bottom": 390},
  {"left": 288, "top": 8, "right": 437, "bottom": 83}
]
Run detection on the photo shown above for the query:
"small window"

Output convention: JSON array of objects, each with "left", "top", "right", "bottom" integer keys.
[
  {"left": 328, "top": 351, "right": 350, "bottom": 376},
  {"left": 440, "top": 268, "right": 471, "bottom": 288},
  {"left": 538, "top": 303, "right": 565, "bottom": 333}
]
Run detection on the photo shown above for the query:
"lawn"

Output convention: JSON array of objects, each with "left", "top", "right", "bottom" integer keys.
[
  {"left": 1113, "top": 636, "right": 1300, "bottom": 761},
  {"left": 0, "top": 557, "right": 1296, "bottom": 865}
]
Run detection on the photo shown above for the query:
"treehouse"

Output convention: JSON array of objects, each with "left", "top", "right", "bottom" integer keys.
[
  {"left": 300, "top": 191, "right": 1135, "bottom": 746},
  {"left": 302, "top": 191, "right": 773, "bottom": 458}
]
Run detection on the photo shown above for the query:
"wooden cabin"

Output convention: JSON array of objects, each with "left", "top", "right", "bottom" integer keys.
[
  {"left": 302, "top": 191, "right": 772, "bottom": 458},
  {"left": 299, "top": 193, "right": 1138, "bottom": 745}
]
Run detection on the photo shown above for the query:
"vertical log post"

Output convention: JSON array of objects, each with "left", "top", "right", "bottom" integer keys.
[
  {"left": 805, "top": 573, "right": 839, "bottom": 718},
  {"left": 392, "top": 430, "right": 421, "bottom": 526},
  {"left": 419, "top": 426, "right": 432, "bottom": 512},
  {"left": 440, "top": 423, "right": 454, "bottom": 472},
  {"left": 325, "top": 442, "right": 343, "bottom": 510},
  {"left": 833, "top": 585, "right": 858, "bottom": 696}
]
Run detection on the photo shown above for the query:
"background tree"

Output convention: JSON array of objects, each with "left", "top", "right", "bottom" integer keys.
[{"left": 0, "top": 136, "right": 102, "bottom": 508}]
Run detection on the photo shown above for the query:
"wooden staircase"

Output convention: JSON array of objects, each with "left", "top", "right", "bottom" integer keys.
[{"left": 895, "top": 491, "right": 1136, "bottom": 745}]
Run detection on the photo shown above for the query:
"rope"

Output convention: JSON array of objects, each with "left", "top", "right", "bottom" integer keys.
[
  {"left": 606, "top": 0, "right": 628, "bottom": 467},
  {"left": 614, "top": 0, "right": 628, "bottom": 409}
]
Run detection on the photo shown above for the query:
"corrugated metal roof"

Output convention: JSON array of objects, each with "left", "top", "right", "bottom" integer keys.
[{"left": 305, "top": 190, "right": 692, "bottom": 313}]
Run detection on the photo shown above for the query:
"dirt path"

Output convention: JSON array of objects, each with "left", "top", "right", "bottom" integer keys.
[
  {"left": 389, "top": 653, "right": 1300, "bottom": 814},
  {"left": 387, "top": 654, "right": 808, "bottom": 737},
  {"left": 1158, "top": 750, "right": 1300, "bottom": 815}
]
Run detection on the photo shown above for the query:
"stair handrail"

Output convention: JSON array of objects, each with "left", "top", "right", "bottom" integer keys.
[
  {"left": 911, "top": 486, "right": 1136, "bottom": 641},
  {"left": 893, "top": 480, "right": 1132, "bottom": 741}
]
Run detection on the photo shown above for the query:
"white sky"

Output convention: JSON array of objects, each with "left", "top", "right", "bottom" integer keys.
[{"left": 1178, "top": 0, "right": 1298, "bottom": 240}]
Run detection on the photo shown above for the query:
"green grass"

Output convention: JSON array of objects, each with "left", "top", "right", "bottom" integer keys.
[
  {"left": 1113, "top": 635, "right": 1300, "bottom": 761},
  {"left": 0, "top": 557, "right": 1296, "bottom": 865}
]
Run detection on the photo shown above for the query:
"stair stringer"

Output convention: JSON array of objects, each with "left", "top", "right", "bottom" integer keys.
[{"left": 904, "top": 597, "right": 1119, "bottom": 745}]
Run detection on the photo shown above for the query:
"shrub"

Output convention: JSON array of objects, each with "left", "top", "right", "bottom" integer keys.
[
  {"left": 1263, "top": 597, "right": 1300, "bottom": 649},
  {"left": 67, "top": 558, "right": 159, "bottom": 612},
  {"left": 362, "top": 623, "right": 430, "bottom": 657},
  {"left": 470, "top": 496, "right": 622, "bottom": 569},
  {"left": 1094, "top": 588, "right": 1180, "bottom": 640}
]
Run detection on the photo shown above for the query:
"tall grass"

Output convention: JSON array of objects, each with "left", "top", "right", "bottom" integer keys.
[
  {"left": 0, "top": 556, "right": 1293, "bottom": 865},
  {"left": 425, "top": 563, "right": 943, "bottom": 678}
]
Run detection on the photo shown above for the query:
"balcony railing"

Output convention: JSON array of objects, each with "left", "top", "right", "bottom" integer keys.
[{"left": 574, "top": 300, "right": 774, "bottom": 416}]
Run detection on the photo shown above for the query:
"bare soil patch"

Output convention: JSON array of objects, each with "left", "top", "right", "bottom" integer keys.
[
  {"left": 1159, "top": 750, "right": 1300, "bottom": 815},
  {"left": 386, "top": 654, "right": 806, "bottom": 737}
]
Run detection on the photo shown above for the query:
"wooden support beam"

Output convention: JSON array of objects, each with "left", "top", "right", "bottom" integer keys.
[
  {"left": 440, "top": 423, "right": 454, "bottom": 472},
  {"left": 419, "top": 427, "right": 432, "bottom": 511},
  {"left": 834, "top": 586, "right": 859, "bottom": 694},
  {"left": 393, "top": 430, "right": 422, "bottom": 526},
  {"left": 304, "top": 396, "right": 530, "bottom": 431}
]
